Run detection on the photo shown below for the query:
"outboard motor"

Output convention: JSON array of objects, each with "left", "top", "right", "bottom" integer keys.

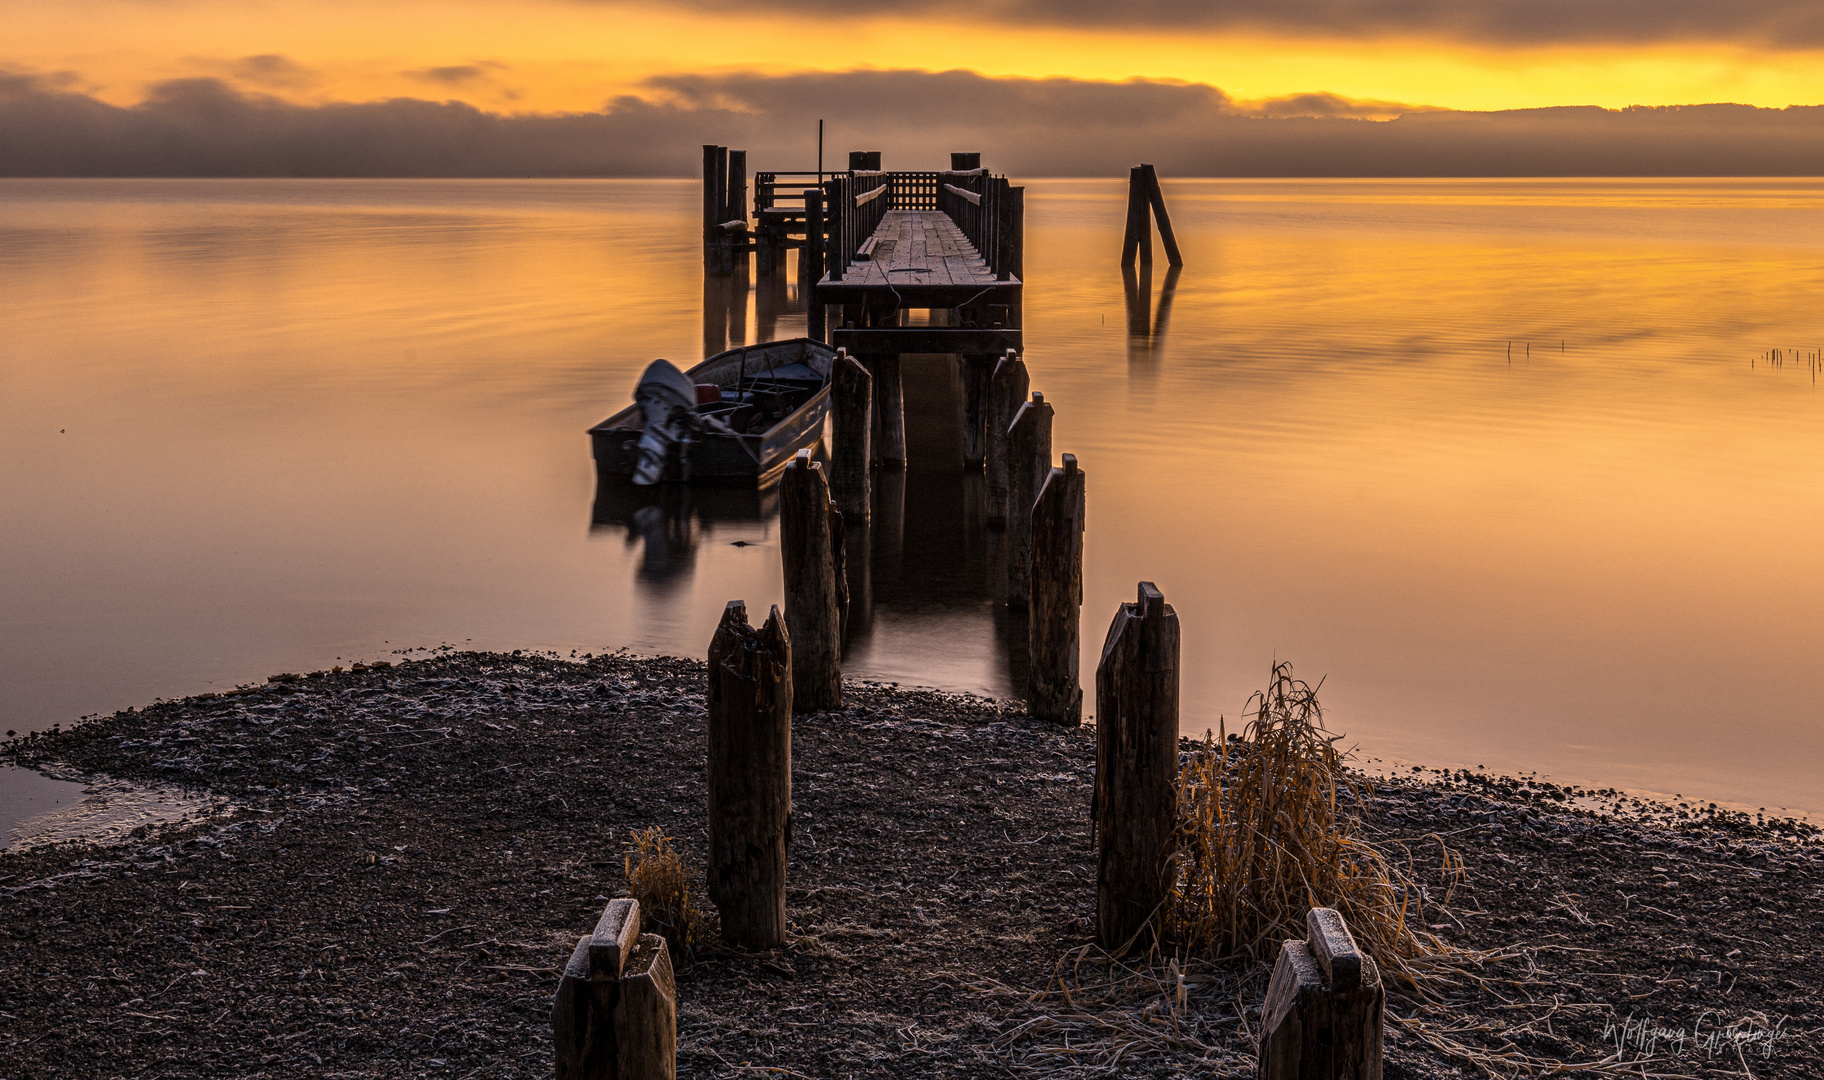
[{"left": 630, "top": 359, "right": 701, "bottom": 485}]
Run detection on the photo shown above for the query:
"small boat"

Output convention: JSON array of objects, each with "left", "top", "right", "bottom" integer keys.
[{"left": 589, "top": 338, "right": 835, "bottom": 484}]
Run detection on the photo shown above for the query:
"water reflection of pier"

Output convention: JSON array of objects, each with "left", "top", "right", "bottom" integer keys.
[{"left": 592, "top": 463, "right": 1019, "bottom": 697}]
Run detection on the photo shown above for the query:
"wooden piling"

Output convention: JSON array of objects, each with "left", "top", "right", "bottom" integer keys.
[
  {"left": 828, "top": 349, "right": 872, "bottom": 524},
  {"left": 1258, "top": 908, "right": 1385, "bottom": 1080},
  {"left": 1120, "top": 165, "right": 1153, "bottom": 267},
  {"left": 872, "top": 352, "right": 906, "bottom": 468},
  {"left": 985, "top": 350, "right": 1028, "bottom": 528},
  {"left": 705, "top": 600, "right": 792, "bottom": 950},
  {"left": 1139, "top": 164, "right": 1183, "bottom": 268},
  {"left": 780, "top": 450, "right": 841, "bottom": 713},
  {"left": 960, "top": 353, "right": 993, "bottom": 468},
  {"left": 1094, "top": 581, "right": 1180, "bottom": 950},
  {"left": 553, "top": 899, "right": 678, "bottom": 1080},
  {"left": 803, "top": 188, "right": 825, "bottom": 338},
  {"left": 1028, "top": 454, "right": 1085, "bottom": 725},
  {"left": 1005, "top": 391, "right": 1053, "bottom": 609},
  {"left": 702, "top": 145, "right": 725, "bottom": 272},
  {"left": 726, "top": 150, "right": 747, "bottom": 225}
]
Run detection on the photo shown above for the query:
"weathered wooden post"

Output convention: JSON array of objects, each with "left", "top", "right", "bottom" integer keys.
[
  {"left": 780, "top": 450, "right": 841, "bottom": 713},
  {"left": 803, "top": 188, "right": 825, "bottom": 339},
  {"left": 1005, "top": 391, "right": 1053, "bottom": 609},
  {"left": 553, "top": 898, "right": 678, "bottom": 1080},
  {"left": 829, "top": 349, "right": 872, "bottom": 524},
  {"left": 1139, "top": 164, "right": 1183, "bottom": 268},
  {"left": 702, "top": 144, "right": 725, "bottom": 272},
  {"left": 1029, "top": 453, "right": 1085, "bottom": 724},
  {"left": 985, "top": 350, "right": 1028, "bottom": 528},
  {"left": 1120, "top": 165, "right": 1152, "bottom": 268},
  {"left": 1258, "top": 908, "right": 1385, "bottom": 1080},
  {"left": 705, "top": 601, "right": 791, "bottom": 950},
  {"left": 1094, "top": 582, "right": 1179, "bottom": 950}
]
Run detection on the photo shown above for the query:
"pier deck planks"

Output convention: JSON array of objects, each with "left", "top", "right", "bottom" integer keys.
[{"left": 819, "top": 210, "right": 1018, "bottom": 304}]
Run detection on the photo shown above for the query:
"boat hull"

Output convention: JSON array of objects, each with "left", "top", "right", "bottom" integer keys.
[{"left": 589, "top": 339, "right": 834, "bottom": 483}]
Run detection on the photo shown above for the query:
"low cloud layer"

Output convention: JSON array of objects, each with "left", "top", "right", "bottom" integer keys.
[
  {"left": 5, "top": 67, "right": 1824, "bottom": 177},
  {"left": 643, "top": 0, "right": 1824, "bottom": 48}
]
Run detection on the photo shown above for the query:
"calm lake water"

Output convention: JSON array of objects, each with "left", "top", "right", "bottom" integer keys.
[{"left": 3, "top": 177, "right": 1821, "bottom": 826}]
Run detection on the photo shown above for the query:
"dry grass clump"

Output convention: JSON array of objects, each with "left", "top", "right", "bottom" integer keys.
[
  {"left": 623, "top": 826, "right": 712, "bottom": 959},
  {"left": 1169, "top": 662, "right": 1460, "bottom": 986}
]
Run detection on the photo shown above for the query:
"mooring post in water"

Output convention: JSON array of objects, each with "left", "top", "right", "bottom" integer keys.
[
  {"left": 985, "top": 350, "right": 1029, "bottom": 528},
  {"left": 780, "top": 450, "right": 842, "bottom": 712},
  {"left": 1138, "top": 164, "right": 1183, "bottom": 269},
  {"left": 1121, "top": 165, "right": 1152, "bottom": 268},
  {"left": 553, "top": 897, "right": 679, "bottom": 1080},
  {"left": 829, "top": 349, "right": 872, "bottom": 523},
  {"left": 1258, "top": 908, "right": 1385, "bottom": 1080},
  {"left": 1028, "top": 453, "right": 1086, "bottom": 724},
  {"left": 1094, "top": 581, "right": 1179, "bottom": 950},
  {"left": 705, "top": 601, "right": 792, "bottom": 949},
  {"left": 1005, "top": 391, "right": 1054, "bottom": 609}
]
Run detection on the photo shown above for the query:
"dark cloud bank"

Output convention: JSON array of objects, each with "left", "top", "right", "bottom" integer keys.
[
  {"left": 645, "top": 0, "right": 1824, "bottom": 48},
  {"left": 6, "top": 68, "right": 1824, "bottom": 177}
]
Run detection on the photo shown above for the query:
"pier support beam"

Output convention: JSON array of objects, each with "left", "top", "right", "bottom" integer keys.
[
  {"left": 985, "top": 350, "right": 1028, "bottom": 528},
  {"left": 829, "top": 350, "right": 872, "bottom": 525},
  {"left": 870, "top": 352, "right": 906, "bottom": 469},
  {"left": 706, "top": 601, "right": 792, "bottom": 950},
  {"left": 1094, "top": 582, "right": 1179, "bottom": 950},
  {"left": 1029, "top": 454, "right": 1085, "bottom": 724},
  {"left": 960, "top": 352, "right": 994, "bottom": 468},
  {"left": 780, "top": 451, "right": 842, "bottom": 713},
  {"left": 1005, "top": 391, "right": 1053, "bottom": 610}
]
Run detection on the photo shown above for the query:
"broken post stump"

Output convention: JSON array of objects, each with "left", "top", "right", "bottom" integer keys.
[
  {"left": 706, "top": 601, "right": 792, "bottom": 949},
  {"left": 1094, "top": 581, "right": 1180, "bottom": 950},
  {"left": 553, "top": 898, "right": 678, "bottom": 1080},
  {"left": 780, "top": 450, "right": 842, "bottom": 713},
  {"left": 1258, "top": 908, "right": 1384, "bottom": 1080},
  {"left": 1028, "top": 453, "right": 1086, "bottom": 725},
  {"left": 1005, "top": 391, "right": 1054, "bottom": 609},
  {"left": 985, "top": 350, "right": 1028, "bottom": 528},
  {"left": 829, "top": 349, "right": 872, "bottom": 525}
]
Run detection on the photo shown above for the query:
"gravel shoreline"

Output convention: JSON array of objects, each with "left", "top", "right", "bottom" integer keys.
[{"left": 3, "top": 651, "right": 1819, "bottom": 1078}]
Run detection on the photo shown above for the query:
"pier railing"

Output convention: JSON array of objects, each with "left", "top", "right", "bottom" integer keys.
[
  {"left": 705, "top": 147, "right": 1023, "bottom": 284},
  {"left": 938, "top": 170, "right": 1023, "bottom": 281},
  {"left": 822, "top": 171, "right": 890, "bottom": 282}
]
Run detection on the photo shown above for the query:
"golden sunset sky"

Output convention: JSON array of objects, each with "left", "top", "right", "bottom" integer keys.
[{"left": 8, "top": 0, "right": 1824, "bottom": 115}]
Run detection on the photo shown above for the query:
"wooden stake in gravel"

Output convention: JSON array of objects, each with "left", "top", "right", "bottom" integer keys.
[
  {"left": 780, "top": 450, "right": 842, "bottom": 713},
  {"left": 985, "top": 350, "right": 1029, "bottom": 528},
  {"left": 1258, "top": 907, "right": 1384, "bottom": 1080},
  {"left": 705, "top": 600, "right": 792, "bottom": 949},
  {"left": 1005, "top": 391, "right": 1054, "bottom": 610},
  {"left": 553, "top": 898, "right": 678, "bottom": 1080},
  {"left": 828, "top": 349, "right": 872, "bottom": 525},
  {"left": 1094, "top": 581, "right": 1179, "bottom": 950},
  {"left": 1028, "top": 453, "right": 1086, "bottom": 725}
]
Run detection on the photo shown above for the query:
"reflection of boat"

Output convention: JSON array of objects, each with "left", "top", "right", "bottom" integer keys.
[
  {"left": 589, "top": 338, "right": 835, "bottom": 484},
  {"left": 590, "top": 476, "right": 776, "bottom": 585},
  {"left": 589, "top": 476, "right": 775, "bottom": 529}
]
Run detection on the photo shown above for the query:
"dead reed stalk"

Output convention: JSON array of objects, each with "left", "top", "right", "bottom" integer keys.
[
  {"left": 1168, "top": 661, "right": 1461, "bottom": 988},
  {"left": 623, "top": 825, "right": 711, "bottom": 959}
]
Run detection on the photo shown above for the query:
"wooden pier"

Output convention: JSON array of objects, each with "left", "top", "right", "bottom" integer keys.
[{"left": 703, "top": 146, "right": 1024, "bottom": 468}]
